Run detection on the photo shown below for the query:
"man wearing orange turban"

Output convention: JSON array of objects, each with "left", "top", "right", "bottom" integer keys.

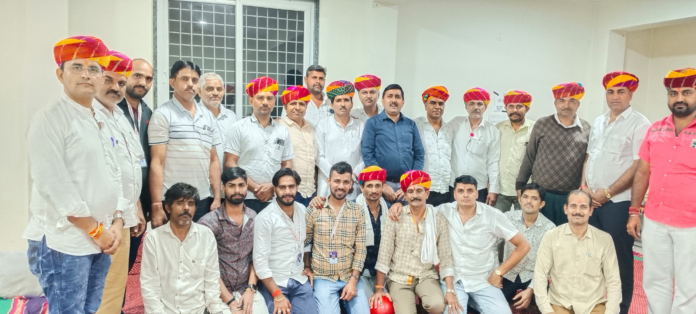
[
  {"left": 352, "top": 74, "right": 383, "bottom": 121},
  {"left": 224, "top": 76, "right": 294, "bottom": 213},
  {"left": 578, "top": 71, "right": 650, "bottom": 314},
  {"left": 450, "top": 87, "right": 501, "bottom": 206},
  {"left": 516, "top": 83, "right": 590, "bottom": 226},
  {"left": 415, "top": 86, "right": 455, "bottom": 206},
  {"left": 25, "top": 36, "right": 125, "bottom": 313},
  {"left": 628, "top": 67, "right": 696, "bottom": 314}
]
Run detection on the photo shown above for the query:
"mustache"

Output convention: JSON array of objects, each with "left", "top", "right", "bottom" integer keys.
[
  {"left": 178, "top": 212, "right": 191, "bottom": 217},
  {"left": 673, "top": 101, "right": 688, "bottom": 107},
  {"left": 107, "top": 90, "right": 121, "bottom": 97},
  {"left": 409, "top": 197, "right": 422, "bottom": 202},
  {"left": 572, "top": 213, "right": 584, "bottom": 217}
]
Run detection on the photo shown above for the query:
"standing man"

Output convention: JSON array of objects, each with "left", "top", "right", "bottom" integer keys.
[
  {"left": 116, "top": 58, "right": 155, "bottom": 270},
  {"left": 148, "top": 60, "right": 222, "bottom": 225},
  {"left": 535, "top": 190, "right": 621, "bottom": 314},
  {"left": 352, "top": 74, "right": 383, "bottom": 122},
  {"left": 254, "top": 169, "right": 318, "bottom": 314},
  {"left": 25, "top": 36, "right": 122, "bottom": 314},
  {"left": 362, "top": 84, "right": 425, "bottom": 203},
  {"left": 414, "top": 86, "right": 454, "bottom": 206},
  {"left": 517, "top": 82, "right": 591, "bottom": 225},
  {"left": 140, "top": 183, "right": 224, "bottom": 314},
  {"left": 628, "top": 68, "right": 696, "bottom": 314},
  {"left": 199, "top": 72, "right": 238, "bottom": 174},
  {"left": 225, "top": 77, "right": 294, "bottom": 213},
  {"left": 316, "top": 80, "right": 365, "bottom": 200},
  {"left": 370, "top": 171, "right": 458, "bottom": 314},
  {"left": 283, "top": 65, "right": 330, "bottom": 127},
  {"left": 305, "top": 162, "right": 369, "bottom": 313},
  {"left": 198, "top": 167, "right": 268, "bottom": 314},
  {"left": 279, "top": 85, "right": 317, "bottom": 207},
  {"left": 449, "top": 87, "right": 501, "bottom": 205},
  {"left": 93, "top": 51, "right": 147, "bottom": 314},
  {"left": 581, "top": 71, "right": 649, "bottom": 314},
  {"left": 495, "top": 90, "right": 535, "bottom": 212}
]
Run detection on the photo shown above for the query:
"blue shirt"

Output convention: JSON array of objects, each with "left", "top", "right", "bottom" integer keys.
[{"left": 362, "top": 111, "right": 425, "bottom": 181}]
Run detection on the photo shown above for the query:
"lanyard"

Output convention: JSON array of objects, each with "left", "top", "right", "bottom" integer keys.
[
  {"left": 281, "top": 208, "right": 302, "bottom": 252},
  {"left": 330, "top": 204, "right": 346, "bottom": 240},
  {"left": 127, "top": 102, "right": 142, "bottom": 135}
]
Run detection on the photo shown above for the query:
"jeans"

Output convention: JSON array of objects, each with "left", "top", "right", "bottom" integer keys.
[
  {"left": 259, "top": 278, "right": 318, "bottom": 314},
  {"left": 440, "top": 280, "right": 511, "bottom": 314},
  {"left": 27, "top": 237, "right": 111, "bottom": 314},
  {"left": 313, "top": 278, "right": 369, "bottom": 314},
  {"left": 295, "top": 192, "right": 315, "bottom": 208}
]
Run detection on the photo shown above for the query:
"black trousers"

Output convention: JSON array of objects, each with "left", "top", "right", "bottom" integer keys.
[
  {"left": 427, "top": 190, "right": 452, "bottom": 207},
  {"left": 589, "top": 200, "right": 634, "bottom": 314},
  {"left": 502, "top": 277, "right": 535, "bottom": 306},
  {"left": 541, "top": 191, "right": 569, "bottom": 226},
  {"left": 244, "top": 199, "right": 271, "bottom": 214},
  {"left": 193, "top": 196, "right": 215, "bottom": 222}
]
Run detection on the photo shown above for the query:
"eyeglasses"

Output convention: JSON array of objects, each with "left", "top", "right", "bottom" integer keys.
[{"left": 68, "top": 64, "right": 102, "bottom": 76}]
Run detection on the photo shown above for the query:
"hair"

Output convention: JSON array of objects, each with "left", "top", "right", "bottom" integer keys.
[
  {"left": 221, "top": 167, "right": 247, "bottom": 185},
  {"left": 197, "top": 72, "right": 224, "bottom": 90},
  {"left": 520, "top": 183, "right": 546, "bottom": 200},
  {"left": 382, "top": 84, "right": 404, "bottom": 99},
  {"left": 163, "top": 182, "right": 200, "bottom": 208},
  {"left": 453, "top": 175, "right": 478, "bottom": 189},
  {"left": 566, "top": 189, "right": 592, "bottom": 206},
  {"left": 329, "top": 94, "right": 353, "bottom": 104},
  {"left": 272, "top": 168, "right": 302, "bottom": 187},
  {"left": 329, "top": 162, "right": 353, "bottom": 178},
  {"left": 170, "top": 60, "right": 201, "bottom": 79},
  {"left": 305, "top": 64, "right": 326, "bottom": 77}
]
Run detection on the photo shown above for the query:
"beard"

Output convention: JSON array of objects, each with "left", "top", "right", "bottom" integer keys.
[
  {"left": 277, "top": 193, "right": 296, "bottom": 206},
  {"left": 226, "top": 193, "right": 245, "bottom": 205},
  {"left": 330, "top": 188, "right": 347, "bottom": 201},
  {"left": 126, "top": 84, "right": 149, "bottom": 99},
  {"left": 508, "top": 113, "right": 524, "bottom": 123},
  {"left": 669, "top": 101, "right": 696, "bottom": 118}
]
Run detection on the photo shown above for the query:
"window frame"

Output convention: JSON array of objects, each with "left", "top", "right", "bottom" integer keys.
[{"left": 155, "top": 0, "right": 315, "bottom": 117}]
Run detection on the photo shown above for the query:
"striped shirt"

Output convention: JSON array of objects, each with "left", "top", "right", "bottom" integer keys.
[{"left": 148, "top": 98, "right": 221, "bottom": 198}]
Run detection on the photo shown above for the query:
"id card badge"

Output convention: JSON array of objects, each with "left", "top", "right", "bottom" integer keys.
[
  {"left": 140, "top": 157, "right": 147, "bottom": 168},
  {"left": 296, "top": 253, "right": 303, "bottom": 265},
  {"left": 329, "top": 251, "right": 338, "bottom": 264}
]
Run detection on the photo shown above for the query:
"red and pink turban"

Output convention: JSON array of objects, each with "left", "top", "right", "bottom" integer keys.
[
  {"left": 54, "top": 36, "right": 111, "bottom": 68},
  {"left": 664, "top": 68, "right": 696, "bottom": 89},
  {"left": 603, "top": 71, "right": 639, "bottom": 92},
  {"left": 281, "top": 85, "right": 311, "bottom": 105},
  {"left": 105, "top": 51, "right": 133, "bottom": 78},
  {"left": 246, "top": 76, "right": 278, "bottom": 97},
  {"left": 327, "top": 80, "right": 356, "bottom": 99},
  {"left": 463, "top": 87, "right": 490, "bottom": 106},
  {"left": 552, "top": 82, "right": 585, "bottom": 100},
  {"left": 422, "top": 86, "right": 450, "bottom": 103},
  {"left": 503, "top": 90, "right": 532, "bottom": 106},
  {"left": 354, "top": 75, "right": 381, "bottom": 91},
  {"left": 358, "top": 166, "right": 387, "bottom": 184},
  {"left": 400, "top": 170, "right": 431, "bottom": 192}
]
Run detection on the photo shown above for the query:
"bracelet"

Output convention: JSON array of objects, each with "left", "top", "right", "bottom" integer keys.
[
  {"left": 89, "top": 223, "right": 104, "bottom": 239},
  {"left": 273, "top": 296, "right": 286, "bottom": 303},
  {"left": 374, "top": 285, "right": 384, "bottom": 289},
  {"left": 271, "top": 289, "right": 283, "bottom": 298},
  {"left": 579, "top": 185, "right": 588, "bottom": 189},
  {"left": 152, "top": 202, "right": 162, "bottom": 206},
  {"left": 628, "top": 206, "right": 643, "bottom": 216}
]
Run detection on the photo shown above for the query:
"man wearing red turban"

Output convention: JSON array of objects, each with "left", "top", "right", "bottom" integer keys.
[
  {"left": 25, "top": 36, "right": 125, "bottom": 313},
  {"left": 628, "top": 67, "right": 696, "bottom": 314},
  {"left": 579, "top": 71, "right": 650, "bottom": 314},
  {"left": 516, "top": 82, "right": 591, "bottom": 226},
  {"left": 352, "top": 74, "right": 383, "bottom": 121}
]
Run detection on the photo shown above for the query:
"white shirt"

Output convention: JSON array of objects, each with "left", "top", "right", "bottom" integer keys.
[
  {"left": 554, "top": 114, "right": 584, "bottom": 129},
  {"left": 351, "top": 104, "right": 383, "bottom": 122},
  {"left": 585, "top": 107, "right": 650, "bottom": 202},
  {"left": 434, "top": 201, "right": 518, "bottom": 292},
  {"left": 253, "top": 201, "right": 309, "bottom": 287},
  {"left": 315, "top": 116, "right": 365, "bottom": 199},
  {"left": 225, "top": 115, "right": 295, "bottom": 199},
  {"left": 140, "top": 222, "right": 223, "bottom": 314},
  {"left": 94, "top": 101, "right": 145, "bottom": 228},
  {"left": 203, "top": 104, "right": 238, "bottom": 173},
  {"left": 449, "top": 116, "right": 501, "bottom": 193},
  {"left": 282, "top": 94, "right": 332, "bottom": 128},
  {"left": 148, "top": 98, "right": 222, "bottom": 199},
  {"left": 24, "top": 94, "right": 126, "bottom": 256},
  {"left": 414, "top": 117, "right": 454, "bottom": 193}
]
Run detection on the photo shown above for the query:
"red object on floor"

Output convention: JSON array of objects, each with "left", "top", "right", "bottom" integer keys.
[
  {"left": 123, "top": 233, "right": 145, "bottom": 314},
  {"left": 370, "top": 296, "right": 394, "bottom": 314}
]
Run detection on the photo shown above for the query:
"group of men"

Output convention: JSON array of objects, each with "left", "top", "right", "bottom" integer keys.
[{"left": 23, "top": 34, "right": 696, "bottom": 314}]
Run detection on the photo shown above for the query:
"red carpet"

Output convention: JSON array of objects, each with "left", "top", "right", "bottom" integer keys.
[{"left": 123, "top": 235, "right": 649, "bottom": 314}]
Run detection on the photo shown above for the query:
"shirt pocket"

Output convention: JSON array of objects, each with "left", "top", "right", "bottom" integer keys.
[
  {"left": 677, "top": 138, "right": 696, "bottom": 169},
  {"left": 186, "top": 257, "right": 206, "bottom": 278},
  {"left": 268, "top": 139, "right": 285, "bottom": 163},
  {"left": 469, "top": 137, "right": 487, "bottom": 156},
  {"left": 195, "top": 125, "right": 213, "bottom": 150},
  {"left": 604, "top": 134, "right": 628, "bottom": 156},
  {"left": 583, "top": 256, "right": 602, "bottom": 277}
]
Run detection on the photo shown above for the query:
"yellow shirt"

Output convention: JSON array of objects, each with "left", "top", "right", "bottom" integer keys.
[{"left": 495, "top": 119, "right": 534, "bottom": 196}]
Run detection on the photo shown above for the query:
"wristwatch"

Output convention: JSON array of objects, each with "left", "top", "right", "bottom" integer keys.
[
  {"left": 495, "top": 269, "right": 503, "bottom": 276},
  {"left": 226, "top": 295, "right": 236, "bottom": 305},
  {"left": 605, "top": 190, "right": 613, "bottom": 200},
  {"left": 247, "top": 284, "right": 257, "bottom": 293},
  {"left": 446, "top": 289, "right": 456, "bottom": 295},
  {"left": 112, "top": 211, "right": 123, "bottom": 224}
]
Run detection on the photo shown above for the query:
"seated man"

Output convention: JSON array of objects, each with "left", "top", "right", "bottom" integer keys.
[
  {"left": 534, "top": 190, "right": 621, "bottom": 314},
  {"left": 253, "top": 168, "right": 318, "bottom": 314},
  {"left": 370, "top": 171, "right": 458, "bottom": 314},
  {"left": 198, "top": 167, "right": 268, "bottom": 314},
  {"left": 140, "top": 183, "right": 223, "bottom": 314},
  {"left": 501, "top": 183, "right": 555, "bottom": 312},
  {"left": 305, "top": 161, "right": 369, "bottom": 313}
]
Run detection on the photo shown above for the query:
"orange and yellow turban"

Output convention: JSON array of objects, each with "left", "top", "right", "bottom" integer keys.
[
  {"left": 327, "top": 80, "right": 355, "bottom": 99},
  {"left": 54, "top": 36, "right": 111, "bottom": 68},
  {"left": 358, "top": 166, "right": 387, "bottom": 184},
  {"left": 422, "top": 86, "right": 450, "bottom": 103},
  {"left": 105, "top": 51, "right": 133, "bottom": 78},
  {"left": 354, "top": 74, "right": 381, "bottom": 91},
  {"left": 664, "top": 68, "right": 696, "bottom": 89},
  {"left": 463, "top": 87, "right": 490, "bottom": 106},
  {"left": 400, "top": 170, "right": 431, "bottom": 192},
  {"left": 603, "top": 71, "right": 639, "bottom": 92},
  {"left": 503, "top": 90, "right": 532, "bottom": 106},
  {"left": 552, "top": 82, "right": 585, "bottom": 100},
  {"left": 246, "top": 76, "right": 278, "bottom": 97},
  {"left": 281, "top": 85, "right": 311, "bottom": 106}
]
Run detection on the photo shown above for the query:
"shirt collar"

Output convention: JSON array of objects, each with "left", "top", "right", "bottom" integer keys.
[
  {"left": 562, "top": 223, "right": 593, "bottom": 239},
  {"left": 502, "top": 118, "right": 532, "bottom": 130},
  {"left": 172, "top": 97, "right": 204, "bottom": 118},
  {"left": 251, "top": 113, "right": 276, "bottom": 127},
  {"left": 163, "top": 221, "right": 198, "bottom": 240},
  {"left": 217, "top": 204, "right": 255, "bottom": 223},
  {"left": 553, "top": 113, "right": 583, "bottom": 129},
  {"left": 379, "top": 109, "right": 403, "bottom": 122},
  {"left": 464, "top": 116, "right": 488, "bottom": 129}
]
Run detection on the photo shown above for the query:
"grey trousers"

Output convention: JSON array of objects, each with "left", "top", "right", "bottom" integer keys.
[{"left": 493, "top": 194, "right": 520, "bottom": 213}]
